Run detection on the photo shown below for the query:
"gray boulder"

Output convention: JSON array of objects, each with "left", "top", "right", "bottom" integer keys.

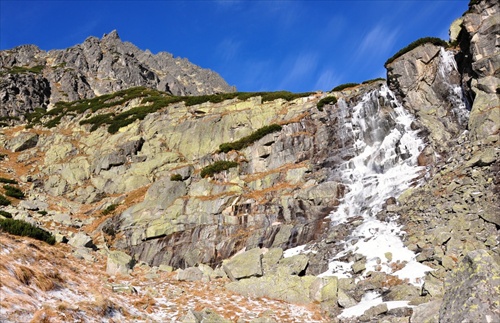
[
  {"left": 68, "top": 232, "right": 96, "bottom": 250},
  {"left": 176, "top": 267, "right": 204, "bottom": 282},
  {"left": 7, "top": 132, "right": 39, "bottom": 152},
  {"left": 225, "top": 268, "right": 317, "bottom": 304},
  {"left": 277, "top": 254, "right": 309, "bottom": 275},
  {"left": 223, "top": 248, "right": 263, "bottom": 281},
  {"left": 106, "top": 250, "right": 136, "bottom": 275}
]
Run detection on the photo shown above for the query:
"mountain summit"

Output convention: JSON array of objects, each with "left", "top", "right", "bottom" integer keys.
[{"left": 0, "top": 30, "right": 235, "bottom": 120}]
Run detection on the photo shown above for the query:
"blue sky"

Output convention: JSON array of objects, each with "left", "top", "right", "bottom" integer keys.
[{"left": 1, "top": 1, "right": 469, "bottom": 93}]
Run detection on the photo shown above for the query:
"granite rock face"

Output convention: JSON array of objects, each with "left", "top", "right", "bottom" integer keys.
[
  {"left": 386, "top": 43, "right": 468, "bottom": 155},
  {"left": 0, "top": 30, "right": 235, "bottom": 122},
  {"left": 458, "top": 0, "right": 500, "bottom": 140}
]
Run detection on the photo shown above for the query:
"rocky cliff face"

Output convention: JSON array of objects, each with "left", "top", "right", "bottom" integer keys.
[
  {"left": 458, "top": 0, "right": 500, "bottom": 141},
  {"left": 0, "top": 1, "right": 498, "bottom": 322},
  {"left": 0, "top": 30, "right": 235, "bottom": 122}
]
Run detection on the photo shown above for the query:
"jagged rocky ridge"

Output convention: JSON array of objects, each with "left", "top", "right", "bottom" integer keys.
[
  {"left": 0, "top": 30, "right": 235, "bottom": 122},
  {"left": 0, "top": 1, "right": 499, "bottom": 322}
]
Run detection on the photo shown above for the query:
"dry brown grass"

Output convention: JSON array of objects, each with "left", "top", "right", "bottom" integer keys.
[
  {"left": 243, "top": 182, "right": 299, "bottom": 202},
  {"left": 275, "top": 111, "right": 310, "bottom": 125},
  {"left": 243, "top": 161, "right": 308, "bottom": 183}
]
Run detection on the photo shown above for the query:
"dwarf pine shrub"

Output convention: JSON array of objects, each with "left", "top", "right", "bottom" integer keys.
[
  {"left": 102, "top": 204, "right": 118, "bottom": 216},
  {"left": 200, "top": 161, "right": 238, "bottom": 178},
  {"left": 3, "top": 185, "right": 25, "bottom": 199},
  {"left": 170, "top": 174, "right": 183, "bottom": 181},
  {"left": 0, "top": 194, "right": 10, "bottom": 206},
  {"left": 385, "top": 37, "right": 449, "bottom": 67},
  {"left": 0, "top": 177, "right": 17, "bottom": 185},
  {"left": 219, "top": 124, "right": 283, "bottom": 153},
  {"left": 317, "top": 96, "right": 338, "bottom": 111},
  {"left": 0, "top": 210, "right": 12, "bottom": 218},
  {"left": 332, "top": 83, "right": 359, "bottom": 92},
  {"left": 361, "top": 78, "right": 386, "bottom": 84},
  {"left": 0, "top": 218, "right": 56, "bottom": 245}
]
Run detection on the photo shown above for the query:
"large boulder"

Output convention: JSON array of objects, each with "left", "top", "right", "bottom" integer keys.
[
  {"left": 222, "top": 248, "right": 263, "bottom": 281},
  {"left": 106, "top": 250, "right": 136, "bottom": 275},
  {"left": 68, "top": 232, "right": 96, "bottom": 250},
  {"left": 6, "top": 132, "right": 39, "bottom": 152},
  {"left": 225, "top": 268, "right": 317, "bottom": 304}
]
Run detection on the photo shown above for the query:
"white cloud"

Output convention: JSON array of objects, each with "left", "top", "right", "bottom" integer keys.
[
  {"left": 356, "top": 24, "right": 399, "bottom": 62},
  {"left": 319, "top": 16, "right": 346, "bottom": 42},
  {"left": 278, "top": 52, "right": 318, "bottom": 90},
  {"left": 239, "top": 58, "right": 275, "bottom": 91},
  {"left": 314, "top": 69, "right": 342, "bottom": 92},
  {"left": 216, "top": 38, "right": 241, "bottom": 62}
]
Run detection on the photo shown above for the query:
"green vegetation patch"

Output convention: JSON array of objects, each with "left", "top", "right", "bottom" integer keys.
[
  {"left": 0, "top": 65, "right": 45, "bottom": 76},
  {"left": 219, "top": 124, "right": 283, "bottom": 153},
  {"left": 170, "top": 174, "right": 183, "bottom": 181},
  {"left": 0, "top": 194, "right": 11, "bottom": 206},
  {"left": 200, "top": 161, "right": 238, "bottom": 178},
  {"left": 0, "top": 177, "right": 18, "bottom": 185},
  {"left": 0, "top": 210, "right": 12, "bottom": 218},
  {"left": 332, "top": 83, "right": 359, "bottom": 92},
  {"left": 385, "top": 37, "right": 449, "bottom": 67},
  {"left": 317, "top": 96, "right": 338, "bottom": 111},
  {"left": 30, "top": 86, "right": 314, "bottom": 133},
  {"left": 0, "top": 218, "right": 55, "bottom": 245},
  {"left": 361, "top": 78, "right": 386, "bottom": 84},
  {"left": 102, "top": 204, "right": 119, "bottom": 216},
  {"left": 30, "top": 86, "right": 164, "bottom": 129},
  {"left": 3, "top": 185, "right": 25, "bottom": 199}
]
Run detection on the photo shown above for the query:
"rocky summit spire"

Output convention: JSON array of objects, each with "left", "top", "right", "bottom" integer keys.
[{"left": 101, "top": 29, "right": 121, "bottom": 42}]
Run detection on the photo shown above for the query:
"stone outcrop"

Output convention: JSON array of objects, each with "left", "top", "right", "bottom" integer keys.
[
  {"left": 0, "top": 73, "right": 51, "bottom": 120},
  {"left": 0, "top": 30, "right": 235, "bottom": 122},
  {"left": 219, "top": 247, "right": 338, "bottom": 305},
  {"left": 5, "top": 132, "right": 39, "bottom": 152},
  {"left": 457, "top": 0, "right": 500, "bottom": 140},
  {"left": 386, "top": 43, "right": 468, "bottom": 155}
]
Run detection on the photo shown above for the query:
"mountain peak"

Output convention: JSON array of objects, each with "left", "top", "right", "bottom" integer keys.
[{"left": 101, "top": 29, "right": 120, "bottom": 42}]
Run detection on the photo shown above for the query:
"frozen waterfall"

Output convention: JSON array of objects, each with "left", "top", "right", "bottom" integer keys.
[{"left": 319, "top": 84, "right": 431, "bottom": 284}]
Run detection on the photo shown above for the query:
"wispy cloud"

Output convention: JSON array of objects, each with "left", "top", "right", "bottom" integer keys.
[
  {"left": 314, "top": 69, "right": 342, "bottom": 92},
  {"left": 355, "top": 24, "right": 399, "bottom": 62},
  {"left": 216, "top": 38, "right": 241, "bottom": 62},
  {"left": 278, "top": 52, "right": 318, "bottom": 90},
  {"left": 319, "top": 16, "right": 346, "bottom": 42},
  {"left": 238, "top": 58, "right": 275, "bottom": 91}
]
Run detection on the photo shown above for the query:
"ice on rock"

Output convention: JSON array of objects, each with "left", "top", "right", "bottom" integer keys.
[{"left": 323, "top": 84, "right": 432, "bottom": 282}]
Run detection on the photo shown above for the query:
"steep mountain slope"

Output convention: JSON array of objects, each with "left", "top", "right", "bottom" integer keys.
[
  {"left": 0, "top": 0, "right": 499, "bottom": 322},
  {"left": 0, "top": 30, "right": 235, "bottom": 122}
]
